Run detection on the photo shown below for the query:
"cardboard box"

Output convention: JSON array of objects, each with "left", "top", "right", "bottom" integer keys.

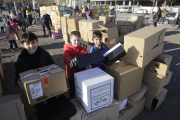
[
  {"left": 118, "top": 113, "right": 124, "bottom": 120},
  {"left": 67, "top": 17, "right": 86, "bottom": 30},
  {"left": 0, "top": 94, "right": 27, "bottom": 120},
  {"left": 122, "top": 27, "right": 166, "bottom": 67},
  {"left": 83, "top": 44, "right": 91, "bottom": 53},
  {"left": 146, "top": 54, "right": 172, "bottom": 76},
  {"left": 103, "top": 43, "right": 126, "bottom": 66},
  {"left": 79, "top": 19, "right": 103, "bottom": 31},
  {"left": 70, "top": 51, "right": 104, "bottom": 69},
  {"left": 145, "top": 88, "right": 167, "bottom": 111},
  {"left": 68, "top": 29, "right": 79, "bottom": 34},
  {"left": 143, "top": 70, "right": 172, "bottom": 88},
  {"left": 128, "top": 83, "right": 148, "bottom": 107},
  {"left": 119, "top": 98, "right": 128, "bottom": 111},
  {"left": 117, "top": 20, "right": 131, "bottom": 26},
  {"left": 81, "top": 38, "right": 91, "bottom": 46},
  {"left": 0, "top": 80, "right": 2, "bottom": 97},
  {"left": 74, "top": 67, "right": 114, "bottom": 113},
  {"left": 120, "top": 97, "right": 146, "bottom": 120},
  {"left": 147, "top": 85, "right": 163, "bottom": 97},
  {"left": 70, "top": 98, "right": 119, "bottom": 120},
  {"left": 63, "top": 34, "right": 70, "bottom": 42},
  {"left": 99, "top": 15, "right": 116, "bottom": 24},
  {"left": 61, "top": 15, "right": 79, "bottom": 27},
  {"left": 131, "top": 15, "right": 144, "bottom": 22},
  {"left": 62, "top": 26, "right": 68, "bottom": 35},
  {"left": 105, "top": 61, "right": 144, "bottom": 101},
  {"left": 19, "top": 64, "right": 67, "bottom": 105},
  {"left": 104, "top": 22, "right": 116, "bottom": 28}
]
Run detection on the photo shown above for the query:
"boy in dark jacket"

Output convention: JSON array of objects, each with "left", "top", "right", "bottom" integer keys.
[
  {"left": 63, "top": 31, "right": 87, "bottom": 100},
  {"left": 89, "top": 30, "right": 109, "bottom": 70},
  {"left": 15, "top": 32, "right": 55, "bottom": 110}
]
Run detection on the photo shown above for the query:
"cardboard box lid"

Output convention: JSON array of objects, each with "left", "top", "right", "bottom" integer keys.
[
  {"left": 128, "top": 83, "right": 148, "bottom": 104},
  {"left": 74, "top": 67, "right": 113, "bottom": 86},
  {"left": 70, "top": 98, "right": 119, "bottom": 120},
  {"left": 107, "top": 61, "right": 140, "bottom": 75},
  {"left": 145, "top": 88, "right": 167, "bottom": 111},
  {"left": 118, "top": 113, "right": 124, "bottom": 120},
  {"left": 131, "top": 15, "right": 144, "bottom": 21},
  {"left": 124, "top": 27, "right": 165, "bottom": 55}
]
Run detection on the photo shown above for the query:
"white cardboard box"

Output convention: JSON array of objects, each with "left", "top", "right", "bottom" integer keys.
[
  {"left": 119, "top": 98, "right": 128, "bottom": 111},
  {"left": 74, "top": 67, "right": 114, "bottom": 113}
]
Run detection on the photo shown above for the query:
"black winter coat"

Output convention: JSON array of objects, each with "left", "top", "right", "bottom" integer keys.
[
  {"left": 15, "top": 46, "right": 54, "bottom": 86},
  {"left": 153, "top": 11, "right": 161, "bottom": 22},
  {"left": 21, "top": 10, "right": 26, "bottom": 18}
]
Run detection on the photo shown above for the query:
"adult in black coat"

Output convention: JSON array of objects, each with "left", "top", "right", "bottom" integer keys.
[
  {"left": 40, "top": 14, "right": 52, "bottom": 37},
  {"left": 21, "top": 7, "right": 27, "bottom": 20},
  {"left": 153, "top": 7, "right": 161, "bottom": 27}
]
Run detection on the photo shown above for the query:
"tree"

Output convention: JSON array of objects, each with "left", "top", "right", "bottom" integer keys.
[
  {"left": 169, "top": 0, "right": 176, "bottom": 11},
  {"left": 151, "top": 0, "right": 156, "bottom": 16},
  {"left": 132, "top": 0, "right": 135, "bottom": 13}
]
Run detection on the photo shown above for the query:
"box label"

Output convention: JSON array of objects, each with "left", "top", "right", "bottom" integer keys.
[
  {"left": 102, "top": 5, "right": 105, "bottom": 8},
  {"left": 91, "top": 83, "right": 111, "bottom": 110},
  {"left": 29, "top": 82, "right": 43, "bottom": 99},
  {"left": 101, "top": 13, "right": 104, "bottom": 16},
  {"left": 97, "top": 10, "right": 100, "bottom": 13},
  {"left": 63, "top": 11, "right": 67, "bottom": 15},
  {"left": 110, "top": 38, "right": 115, "bottom": 44},
  {"left": 90, "top": 6, "right": 94, "bottom": 9},
  {"left": 41, "top": 74, "right": 50, "bottom": 88}
]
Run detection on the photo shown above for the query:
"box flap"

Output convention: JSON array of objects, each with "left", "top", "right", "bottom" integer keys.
[
  {"left": 153, "top": 54, "right": 172, "bottom": 66},
  {"left": 0, "top": 94, "right": 20, "bottom": 105},
  {"left": 128, "top": 83, "right": 148, "bottom": 103}
]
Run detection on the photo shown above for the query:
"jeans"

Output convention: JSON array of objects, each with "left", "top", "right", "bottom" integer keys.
[
  {"left": 66, "top": 77, "right": 75, "bottom": 99},
  {"left": 9, "top": 40, "right": 18, "bottom": 49},
  {"left": 159, "top": 17, "right": 164, "bottom": 24}
]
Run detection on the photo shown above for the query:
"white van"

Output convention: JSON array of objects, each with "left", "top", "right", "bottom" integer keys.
[{"left": 116, "top": 6, "right": 132, "bottom": 13}]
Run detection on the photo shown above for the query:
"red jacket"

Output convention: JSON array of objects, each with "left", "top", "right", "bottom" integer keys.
[{"left": 63, "top": 44, "right": 88, "bottom": 80}]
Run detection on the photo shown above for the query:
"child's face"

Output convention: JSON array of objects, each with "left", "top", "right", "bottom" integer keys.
[
  {"left": 70, "top": 36, "right": 81, "bottom": 47},
  {"left": 21, "top": 39, "right": 38, "bottom": 54},
  {"left": 93, "top": 37, "right": 102, "bottom": 49}
]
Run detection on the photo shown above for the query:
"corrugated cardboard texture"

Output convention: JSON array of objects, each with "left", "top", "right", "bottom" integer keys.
[
  {"left": 105, "top": 61, "right": 144, "bottom": 101},
  {"left": 118, "top": 113, "right": 124, "bottom": 120},
  {"left": 63, "top": 34, "right": 70, "bottom": 42},
  {"left": 147, "top": 85, "right": 163, "bottom": 97},
  {"left": 128, "top": 83, "right": 148, "bottom": 104},
  {"left": 99, "top": 15, "right": 116, "bottom": 24},
  {"left": 123, "top": 26, "right": 165, "bottom": 67},
  {"left": 67, "top": 17, "right": 85, "bottom": 30},
  {"left": 70, "top": 98, "right": 119, "bottom": 120},
  {"left": 0, "top": 94, "right": 27, "bottom": 120},
  {"left": 120, "top": 97, "right": 146, "bottom": 120},
  {"left": 145, "top": 88, "right": 167, "bottom": 111},
  {"left": 146, "top": 54, "right": 172, "bottom": 76},
  {"left": 131, "top": 15, "right": 144, "bottom": 22},
  {"left": 61, "top": 15, "right": 79, "bottom": 27},
  {"left": 20, "top": 64, "right": 67, "bottom": 105},
  {"left": 62, "top": 27, "right": 68, "bottom": 35},
  {"left": 143, "top": 70, "right": 172, "bottom": 88}
]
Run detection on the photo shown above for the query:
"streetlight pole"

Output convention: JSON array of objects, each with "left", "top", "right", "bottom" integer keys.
[{"left": 13, "top": 0, "right": 18, "bottom": 14}]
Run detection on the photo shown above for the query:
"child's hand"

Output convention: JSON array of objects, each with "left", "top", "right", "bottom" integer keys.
[
  {"left": 69, "top": 63, "right": 73, "bottom": 68},
  {"left": 17, "top": 78, "right": 24, "bottom": 91}
]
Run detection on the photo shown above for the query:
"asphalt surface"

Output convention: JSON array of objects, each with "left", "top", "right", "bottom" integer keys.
[{"left": 0, "top": 13, "right": 180, "bottom": 120}]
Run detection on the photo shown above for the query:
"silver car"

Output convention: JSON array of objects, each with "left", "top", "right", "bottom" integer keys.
[
  {"left": 134, "top": 9, "right": 148, "bottom": 14},
  {"left": 116, "top": 6, "right": 132, "bottom": 13}
]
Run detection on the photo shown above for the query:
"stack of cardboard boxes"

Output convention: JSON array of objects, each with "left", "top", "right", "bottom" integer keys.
[
  {"left": 99, "top": 15, "right": 116, "bottom": 28},
  {"left": 61, "top": 15, "right": 86, "bottom": 43},
  {"left": 89, "top": 4, "right": 110, "bottom": 20},
  {"left": 40, "top": 6, "right": 73, "bottom": 33},
  {"left": 116, "top": 20, "right": 132, "bottom": 36},
  {"left": 128, "top": 15, "right": 144, "bottom": 31}
]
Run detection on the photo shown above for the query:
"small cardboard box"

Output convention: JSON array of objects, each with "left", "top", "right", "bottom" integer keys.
[
  {"left": 0, "top": 94, "right": 27, "bottom": 120},
  {"left": 119, "top": 98, "right": 128, "bottom": 111},
  {"left": 122, "top": 27, "right": 166, "bottom": 67},
  {"left": 67, "top": 17, "right": 86, "bottom": 30},
  {"left": 79, "top": 19, "right": 103, "bottom": 31},
  {"left": 131, "top": 15, "right": 144, "bottom": 22},
  {"left": 70, "top": 51, "right": 104, "bottom": 69},
  {"left": 19, "top": 64, "right": 67, "bottom": 105},
  {"left": 128, "top": 83, "right": 148, "bottom": 107},
  {"left": 147, "top": 85, "right": 163, "bottom": 97},
  {"left": 105, "top": 61, "right": 144, "bottom": 101},
  {"left": 145, "top": 88, "right": 167, "bottom": 111},
  {"left": 103, "top": 43, "right": 126, "bottom": 66},
  {"left": 74, "top": 67, "right": 114, "bottom": 113},
  {"left": 146, "top": 54, "right": 172, "bottom": 76},
  {"left": 61, "top": 15, "right": 79, "bottom": 27},
  {"left": 99, "top": 15, "right": 116, "bottom": 24},
  {"left": 120, "top": 97, "right": 146, "bottom": 120},
  {"left": 143, "top": 70, "right": 172, "bottom": 89},
  {"left": 62, "top": 26, "right": 68, "bottom": 35},
  {"left": 70, "top": 98, "right": 119, "bottom": 120}
]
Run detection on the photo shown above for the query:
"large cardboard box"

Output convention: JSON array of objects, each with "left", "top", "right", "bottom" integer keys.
[
  {"left": 70, "top": 98, "right": 119, "bottom": 120},
  {"left": 145, "top": 88, "right": 167, "bottom": 111},
  {"left": 99, "top": 15, "right": 116, "bottom": 24},
  {"left": 128, "top": 83, "right": 148, "bottom": 107},
  {"left": 67, "top": 17, "right": 86, "bottom": 29},
  {"left": 118, "top": 113, "right": 124, "bottom": 120},
  {"left": 105, "top": 61, "right": 144, "bottom": 101},
  {"left": 19, "top": 64, "right": 67, "bottom": 105},
  {"left": 63, "top": 34, "right": 70, "bottom": 43},
  {"left": 62, "top": 26, "right": 68, "bottom": 35},
  {"left": 83, "top": 44, "right": 91, "bottom": 53},
  {"left": 120, "top": 97, "right": 146, "bottom": 120},
  {"left": 81, "top": 38, "right": 90, "bottom": 46},
  {"left": 68, "top": 28, "right": 79, "bottom": 34},
  {"left": 61, "top": 15, "right": 79, "bottom": 27},
  {"left": 146, "top": 54, "right": 172, "bottom": 76},
  {"left": 74, "top": 67, "right": 114, "bottom": 113},
  {"left": 0, "top": 94, "right": 27, "bottom": 120},
  {"left": 143, "top": 70, "right": 172, "bottom": 88},
  {"left": 79, "top": 19, "right": 103, "bottom": 31},
  {"left": 122, "top": 27, "right": 166, "bottom": 67},
  {"left": 147, "top": 85, "right": 163, "bottom": 97},
  {"left": 0, "top": 80, "right": 2, "bottom": 97},
  {"left": 131, "top": 15, "right": 144, "bottom": 22}
]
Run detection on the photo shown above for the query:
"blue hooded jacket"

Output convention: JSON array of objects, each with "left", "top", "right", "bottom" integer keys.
[{"left": 89, "top": 43, "right": 110, "bottom": 70}]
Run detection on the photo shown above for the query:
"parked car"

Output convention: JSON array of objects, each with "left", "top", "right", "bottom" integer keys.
[
  {"left": 164, "top": 12, "right": 180, "bottom": 24},
  {"left": 134, "top": 9, "right": 148, "bottom": 14},
  {"left": 116, "top": 6, "right": 132, "bottom": 13}
]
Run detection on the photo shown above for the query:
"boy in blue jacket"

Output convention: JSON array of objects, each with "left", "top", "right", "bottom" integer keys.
[{"left": 89, "top": 30, "right": 109, "bottom": 70}]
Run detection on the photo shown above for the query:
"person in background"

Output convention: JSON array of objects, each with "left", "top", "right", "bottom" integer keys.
[
  {"left": 35, "top": 10, "right": 40, "bottom": 25},
  {"left": 21, "top": 7, "right": 27, "bottom": 20},
  {"left": 84, "top": 6, "right": 92, "bottom": 20},
  {"left": 7, "top": 11, "right": 11, "bottom": 20},
  {"left": 10, "top": 19, "right": 19, "bottom": 36},
  {"left": 174, "top": 9, "right": 180, "bottom": 29},
  {"left": 89, "top": 31, "right": 109, "bottom": 70},
  {"left": 13, "top": 12, "right": 19, "bottom": 19},
  {"left": 2, "top": 14, "right": 8, "bottom": 25},
  {"left": 32, "top": 9, "right": 36, "bottom": 25},
  {"left": 18, "top": 10, "right": 22, "bottom": 18},
  {"left": 63, "top": 31, "right": 87, "bottom": 100},
  {"left": 5, "top": 21, "right": 18, "bottom": 51},
  {"left": 10, "top": 11, "right": 15, "bottom": 20},
  {"left": 153, "top": 7, "right": 161, "bottom": 27},
  {"left": 110, "top": 8, "right": 116, "bottom": 17},
  {"left": 26, "top": 8, "right": 31, "bottom": 19},
  {"left": 159, "top": 9, "right": 166, "bottom": 25},
  {"left": 40, "top": 14, "right": 52, "bottom": 38},
  {"left": 0, "top": 19, "right": 5, "bottom": 35}
]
